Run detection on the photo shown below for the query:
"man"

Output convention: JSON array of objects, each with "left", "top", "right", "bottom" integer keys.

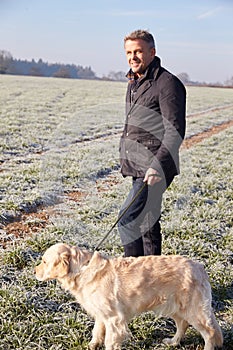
[{"left": 118, "top": 29, "right": 186, "bottom": 257}]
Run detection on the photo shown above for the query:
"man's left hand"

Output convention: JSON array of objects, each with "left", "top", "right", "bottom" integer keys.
[{"left": 143, "top": 168, "right": 162, "bottom": 186}]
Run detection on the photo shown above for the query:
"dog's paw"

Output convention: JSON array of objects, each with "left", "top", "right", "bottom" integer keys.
[
  {"left": 88, "top": 341, "right": 99, "bottom": 350},
  {"left": 162, "top": 337, "right": 180, "bottom": 346}
]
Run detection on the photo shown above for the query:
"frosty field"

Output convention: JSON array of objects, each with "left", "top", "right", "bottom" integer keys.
[{"left": 0, "top": 75, "right": 233, "bottom": 349}]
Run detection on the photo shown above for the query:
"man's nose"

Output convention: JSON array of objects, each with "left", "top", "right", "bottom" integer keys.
[{"left": 130, "top": 53, "right": 138, "bottom": 61}]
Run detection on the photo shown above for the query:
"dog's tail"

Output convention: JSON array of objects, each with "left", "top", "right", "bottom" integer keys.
[{"left": 211, "top": 312, "right": 223, "bottom": 348}]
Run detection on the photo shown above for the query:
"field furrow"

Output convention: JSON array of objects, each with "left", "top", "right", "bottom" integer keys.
[
  {"left": 0, "top": 77, "right": 233, "bottom": 227},
  {"left": 0, "top": 76, "right": 233, "bottom": 350}
]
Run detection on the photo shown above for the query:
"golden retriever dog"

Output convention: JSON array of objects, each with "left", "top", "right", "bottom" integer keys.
[{"left": 35, "top": 243, "right": 223, "bottom": 350}]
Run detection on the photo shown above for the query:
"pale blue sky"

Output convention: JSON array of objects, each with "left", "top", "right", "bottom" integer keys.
[{"left": 0, "top": 0, "right": 232, "bottom": 83}]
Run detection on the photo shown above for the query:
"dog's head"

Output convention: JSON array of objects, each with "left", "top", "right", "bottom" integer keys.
[{"left": 35, "top": 243, "right": 92, "bottom": 282}]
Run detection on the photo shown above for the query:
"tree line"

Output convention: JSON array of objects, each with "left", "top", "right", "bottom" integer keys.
[
  {"left": 177, "top": 72, "right": 233, "bottom": 88},
  {"left": 0, "top": 50, "right": 96, "bottom": 80},
  {"left": 0, "top": 50, "right": 232, "bottom": 85}
]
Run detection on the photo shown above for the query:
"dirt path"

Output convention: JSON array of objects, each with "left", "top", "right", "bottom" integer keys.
[
  {"left": 182, "top": 119, "right": 233, "bottom": 149},
  {"left": 187, "top": 103, "right": 233, "bottom": 118},
  {"left": 1, "top": 115, "right": 233, "bottom": 246},
  {"left": 1, "top": 104, "right": 233, "bottom": 167}
]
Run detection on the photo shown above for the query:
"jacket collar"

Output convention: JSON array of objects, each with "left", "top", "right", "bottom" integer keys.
[
  {"left": 125, "top": 57, "right": 161, "bottom": 114},
  {"left": 126, "top": 56, "right": 161, "bottom": 83}
]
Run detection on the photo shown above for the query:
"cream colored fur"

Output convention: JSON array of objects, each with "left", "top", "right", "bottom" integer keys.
[{"left": 35, "top": 243, "right": 223, "bottom": 350}]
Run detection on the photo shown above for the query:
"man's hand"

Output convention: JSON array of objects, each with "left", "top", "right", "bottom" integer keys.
[{"left": 143, "top": 168, "right": 162, "bottom": 186}]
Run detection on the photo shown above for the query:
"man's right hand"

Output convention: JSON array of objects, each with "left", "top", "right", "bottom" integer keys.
[{"left": 143, "top": 168, "right": 162, "bottom": 186}]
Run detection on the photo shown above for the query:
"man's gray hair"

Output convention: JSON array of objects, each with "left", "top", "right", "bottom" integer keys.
[{"left": 124, "top": 29, "right": 155, "bottom": 49}]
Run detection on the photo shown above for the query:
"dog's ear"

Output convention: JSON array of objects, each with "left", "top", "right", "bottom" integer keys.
[
  {"left": 54, "top": 250, "right": 70, "bottom": 278},
  {"left": 60, "top": 251, "right": 70, "bottom": 266}
]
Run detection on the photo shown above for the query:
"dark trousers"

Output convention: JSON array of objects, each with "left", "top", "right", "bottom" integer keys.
[{"left": 118, "top": 176, "right": 173, "bottom": 257}]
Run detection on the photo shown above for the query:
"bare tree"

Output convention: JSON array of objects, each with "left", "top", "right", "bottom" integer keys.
[
  {"left": 107, "top": 71, "right": 126, "bottom": 81},
  {"left": 0, "top": 50, "right": 13, "bottom": 74},
  {"left": 224, "top": 76, "right": 233, "bottom": 87},
  {"left": 53, "top": 66, "right": 71, "bottom": 78},
  {"left": 30, "top": 66, "right": 43, "bottom": 76},
  {"left": 177, "top": 72, "right": 190, "bottom": 84}
]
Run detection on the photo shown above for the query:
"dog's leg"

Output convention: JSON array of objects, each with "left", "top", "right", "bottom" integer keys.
[
  {"left": 104, "top": 316, "right": 130, "bottom": 350},
  {"left": 186, "top": 278, "right": 223, "bottom": 350},
  {"left": 184, "top": 301, "right": 223, "bottom": 350},
  {"left": 185, "top": 289, "right": 223, "bottom": 350},
  {"left": 89, "top": 319, "right": 105, "bottom": 350},
  {"left": 188, "top": 315, "right": 222, "bottom": 350},
  {"left": 188, "top": 319, "right": 214, "bottom": 350},
  {"left": 163, "top": 315, "right": 189, "bottom": 346}
]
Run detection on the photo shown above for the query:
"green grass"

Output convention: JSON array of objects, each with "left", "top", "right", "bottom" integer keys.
[
  {"left": 1, "top": 76, "right": 232, "bottom": 219},
  {"left": 1, "top": 127, "right": 232, "bottom": 349},
  {"left": 0, "top": 77, "right": 233, "bottom": 349}
]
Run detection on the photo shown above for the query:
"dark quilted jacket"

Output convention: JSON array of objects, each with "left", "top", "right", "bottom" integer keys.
[{"left": 119, "top": 56, "right": 186, "bottom": 181}]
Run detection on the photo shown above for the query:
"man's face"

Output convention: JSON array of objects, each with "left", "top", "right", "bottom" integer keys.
[{"left": 124, "top": 39, "right": 155, "bottom": 76}]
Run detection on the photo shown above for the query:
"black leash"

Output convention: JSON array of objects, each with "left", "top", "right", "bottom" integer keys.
[{"left": 94, "top": 181, "right": 147, "bottom": 251}]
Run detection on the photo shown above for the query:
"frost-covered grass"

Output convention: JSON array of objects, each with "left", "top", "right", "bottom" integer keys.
[
  {"left": 185, "top": 108, "right": 233, "bottom": 138},
  {"left": 1, "top": 76, "right": 233, "bottom": 220},
  {"left": 0, "top": 76, "right": 233, "bottom": 349},
  {"left": 186, "top": 86, "right": 233, "bottom": 114},
  {"left": 1, "top": 126, "right": 232, "bottom": 350},
  {"left": 0, "top": 75, "right": 125, "bottom": 157}
]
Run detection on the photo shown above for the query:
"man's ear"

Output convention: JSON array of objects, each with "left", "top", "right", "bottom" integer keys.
[{"left": 151, "top": 47, "right": 156, "bottom": 58}]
